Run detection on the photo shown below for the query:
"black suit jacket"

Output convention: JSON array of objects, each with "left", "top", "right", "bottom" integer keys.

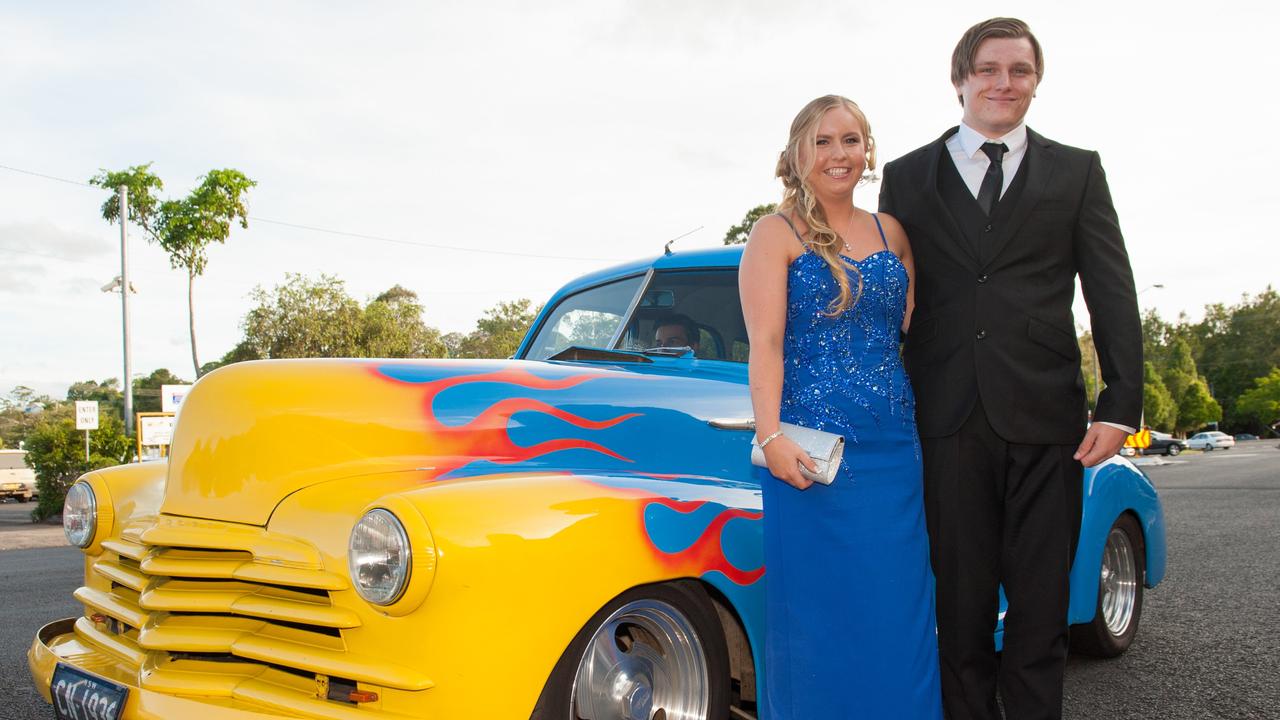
[{"left": 879, "top": 127, "right": 1142, "bottom": 444}]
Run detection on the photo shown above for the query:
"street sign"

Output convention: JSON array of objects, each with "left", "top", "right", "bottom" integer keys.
[
  {"left": 1124, "top": 427, "right": 1152, "bottom": 449},
  {"left": 139, "top": 415, "right": 175, "bottom": 447},
  {"left": 75, "top": 401, "right": 99, "bottom": 430},
  {"left": 160, "top": 384, "right": 192, "bottom": 413}
]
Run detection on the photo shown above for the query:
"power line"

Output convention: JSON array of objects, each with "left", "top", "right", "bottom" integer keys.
[
  {"left": 249, "top": 216, "right": 616, "bottom": 261},
  {"left": 0, "top": 162, "right": 625, "bottom": 262},
  {"left": 0, "top": 163, "right": 94, "bottom": 188}
]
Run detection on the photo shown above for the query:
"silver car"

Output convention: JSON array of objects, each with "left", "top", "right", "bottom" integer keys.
[{"left": 1186, "top": 431, "right": 1236, "bottom": 451}]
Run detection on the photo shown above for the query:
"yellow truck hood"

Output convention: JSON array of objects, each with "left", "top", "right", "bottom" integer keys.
[
  {"left": 162, "top": 357, "right": 667, "bottom": 526},
  {"left": 164, "top": 359, "right": 453, "bottom": 525}
]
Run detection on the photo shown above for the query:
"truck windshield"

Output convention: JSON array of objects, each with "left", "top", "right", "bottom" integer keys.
[
  {"left": 523, "top": 274, "right": 647, "bottom": 360},
  {"left": 524, "top": 268, "right": 747, "bottom": 362}
]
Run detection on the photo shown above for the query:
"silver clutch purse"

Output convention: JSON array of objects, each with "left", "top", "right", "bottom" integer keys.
[{"left": 750, "top": 422, "right": 845, "bottom": 485}]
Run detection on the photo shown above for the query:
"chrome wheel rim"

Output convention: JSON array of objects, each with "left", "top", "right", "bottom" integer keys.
[
  {"left": 1100, "top": 526, "right": 1138, "bottom": 636},
  {"left": 570, "top": 598, "right": 708, "bottom": 720}
]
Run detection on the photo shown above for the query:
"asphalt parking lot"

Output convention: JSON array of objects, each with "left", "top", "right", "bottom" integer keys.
[
  {"left": 2, "top": 442, "right": 1278, "bottom": 719},
  {"left": 0, "top": 496, "right": 64, "bottom": 551}
]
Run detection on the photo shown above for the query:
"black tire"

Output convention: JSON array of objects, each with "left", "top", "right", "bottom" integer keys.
[
  {"left": 531, "top": 580, "right": 731, "bottom": 720},
  {"left": 1071, "top": 514, "right": 1145, "bottom": 658},
  {"left": 1166, "top": 444, "right": 1181, "bottom": 457}
]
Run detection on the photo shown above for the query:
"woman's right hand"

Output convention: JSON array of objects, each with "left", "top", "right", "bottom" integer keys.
[{"left": 762, "top": 433, "right": 818, "bottom": 490}]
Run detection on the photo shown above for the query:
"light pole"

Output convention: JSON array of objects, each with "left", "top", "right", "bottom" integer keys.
[{"left": 113, "top": 186, "right": 135, "bottom": 440}]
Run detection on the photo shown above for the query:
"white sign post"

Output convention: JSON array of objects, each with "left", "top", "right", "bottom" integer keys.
[{"left": 75, "top": 401, "right": 99, "bottom": 461}]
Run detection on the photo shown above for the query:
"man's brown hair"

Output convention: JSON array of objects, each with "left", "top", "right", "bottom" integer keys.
[{"left": 951, "top": 17, "right": 1044, "bottom": 102}]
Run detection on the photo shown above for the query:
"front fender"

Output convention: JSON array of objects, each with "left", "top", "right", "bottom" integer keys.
[
  {"left": 1068, "top": 458, "right": 1167, "bottom": 625},
  {"left": 271, "top": 469, "right": 763, "bottom": 718},
  {"left": 74, "top": 461, "right": 167, "bottom": 554}
]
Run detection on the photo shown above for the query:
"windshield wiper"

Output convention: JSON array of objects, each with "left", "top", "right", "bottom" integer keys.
[{"left": 640, "top": 346, "right": 695, "bottom": 358}]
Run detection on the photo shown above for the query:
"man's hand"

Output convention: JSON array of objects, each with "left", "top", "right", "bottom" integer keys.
[{"left": 1073, "top": 423, "right": 1129, "bottom": 467}]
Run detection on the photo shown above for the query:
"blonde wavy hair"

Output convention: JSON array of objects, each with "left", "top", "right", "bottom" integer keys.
[{"left": 775, "top": 94, "right": 877, "bottom": 317}]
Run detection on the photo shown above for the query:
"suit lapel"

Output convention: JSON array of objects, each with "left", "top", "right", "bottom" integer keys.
[
  {"left": 984, "top": 128, "right": 1057, "bottom": 266},
  {"left": 921, "top": 128, "right": 981, "bottom": 271}
]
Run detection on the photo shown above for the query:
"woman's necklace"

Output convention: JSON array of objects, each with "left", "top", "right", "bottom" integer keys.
[{"left": 833, "top": 210, "right": 861, "bottom": 257}]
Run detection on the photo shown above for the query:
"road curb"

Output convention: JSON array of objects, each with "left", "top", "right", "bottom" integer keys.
[{"left": 0, "top": 527, "right": 68, "bottom": 551}]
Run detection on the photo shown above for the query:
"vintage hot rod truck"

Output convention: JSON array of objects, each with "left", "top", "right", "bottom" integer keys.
[{"left": 30, "top": 246, "right": 1165, "bottom": 719}]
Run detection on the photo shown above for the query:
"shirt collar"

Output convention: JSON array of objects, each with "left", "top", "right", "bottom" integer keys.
[{"left": 957, "top": 121, "right": 1028, "bottom": 159}]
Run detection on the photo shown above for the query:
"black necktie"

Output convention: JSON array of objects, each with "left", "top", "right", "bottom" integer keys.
[{"left": 976, "top": 142, "right": 1008, "bottom": 216}]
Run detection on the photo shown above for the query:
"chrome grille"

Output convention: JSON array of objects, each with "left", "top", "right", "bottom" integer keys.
[{"left": 73, "top": 515, "right": 432, "bottom": 695}]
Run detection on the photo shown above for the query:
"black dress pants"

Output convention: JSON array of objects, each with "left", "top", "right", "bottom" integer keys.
[{"left": 922, "top": 398, "right": 1083, "bottom": 720}]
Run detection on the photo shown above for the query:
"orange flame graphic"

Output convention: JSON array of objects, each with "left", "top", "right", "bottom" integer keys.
[{"left": 386, "top": 367, "right": 640, "bottom": 476}]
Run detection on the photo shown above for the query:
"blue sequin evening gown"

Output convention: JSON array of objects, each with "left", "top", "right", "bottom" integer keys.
[{"left": 761, "top": 214, "right": 942, "bottom": 719}]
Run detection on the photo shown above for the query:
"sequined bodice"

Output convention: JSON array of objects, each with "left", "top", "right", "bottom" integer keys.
[{"left": 781, "top": 247, "right": 915, "bottom": 441}]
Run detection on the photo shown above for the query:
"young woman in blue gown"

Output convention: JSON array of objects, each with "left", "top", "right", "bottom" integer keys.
[{"left": 739, "top": 95, "right": 943, "bottom": 719}]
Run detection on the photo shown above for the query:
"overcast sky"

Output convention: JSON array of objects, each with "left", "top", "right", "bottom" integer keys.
[{"left": 2, "top": 1, "right": 1277, "bottom": 399}]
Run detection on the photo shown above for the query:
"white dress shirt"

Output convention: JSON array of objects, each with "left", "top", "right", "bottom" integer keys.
[
  {"left": 945, "top": 121, "right": 1028, "bottom": 200},
  {"left": 946, "top": 121, "right": 1136, "bottom": 436}
]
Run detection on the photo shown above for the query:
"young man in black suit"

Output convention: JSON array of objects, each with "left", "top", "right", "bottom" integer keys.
[{"left": 878, "top": 17, "right": 1143, "bottom": 720}]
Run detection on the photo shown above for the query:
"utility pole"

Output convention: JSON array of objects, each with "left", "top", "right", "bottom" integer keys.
[{"left": 119, "top": 186, "right": 134, "bottom": 438}]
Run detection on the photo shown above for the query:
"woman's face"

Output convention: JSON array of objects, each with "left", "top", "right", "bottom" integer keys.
[{"left": 802, "top": 106, "right": 867, "bottom": 200}]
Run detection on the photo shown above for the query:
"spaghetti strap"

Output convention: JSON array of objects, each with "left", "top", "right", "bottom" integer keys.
[
  {"left": 774, "top": 213, "right": 809, "bottom": 248},
  {"left": 872, "top": 213, "right": 889, "bottom": 250}
]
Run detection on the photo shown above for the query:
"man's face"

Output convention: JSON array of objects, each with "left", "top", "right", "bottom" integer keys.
[
  {"left": 956, "top": 37, "right": 1039, "bottom": 137},
  {"left": 654, "top": 324, "right": 693, "bottom": 349}
]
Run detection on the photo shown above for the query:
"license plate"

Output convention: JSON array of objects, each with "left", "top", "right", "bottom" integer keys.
[{"left": 51, "top": 663, "right": 128, "bottom": 720}]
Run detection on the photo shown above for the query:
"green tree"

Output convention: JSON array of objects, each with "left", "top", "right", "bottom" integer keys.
[
  {"left": 1161, "top": 337, "right": 1198, "bottom": 404},
  {"left": 66, "top": 378, "right": 124, "bottom": 419},
  {"left": 1191, "top": 288, "right": 1280, "bottom": 428},
  {"left": 236, "top": 274, "right": 364, "bottom": 359},
  {"left": 360, "top": 286, "right": 446, "bottom": 358},
  {"left": 440, "top": 332, "right": 467, "bottom": 359},
  {"left": 1235, "top": 368, "right": 1280, "bottom": 433},
  {"left": 92, "top": 165, "right": 257, "bottom": 378},
  {"left": 454, "top": 299, "right": 538, "bottom": 359},
  {"left": 1078, "top": 331, "right": 1099, "bottom": 410},
  {"left": 133, "top": 369, "right": 190, "bottom": 414},
  {"left": 723, "top": 203, "right": 778, "bottom": 245},
  {"left": 24, "top": 405, "right": 131, "bottom": 520},
  {"left": 1141, "top": 309, "right": 1174, "bottom": 373},
  {"left": 1177, "top": 379, "right": 1222, "bottom": 435},
  {"left": 1142, "top": 362, "right": 1177, "bottom": 432},
  {"left": 0, "top": 386, "right": 57, "bottom": 449},
  {"left": 222, "top": 275, "right": 448, "bottom": 362}
]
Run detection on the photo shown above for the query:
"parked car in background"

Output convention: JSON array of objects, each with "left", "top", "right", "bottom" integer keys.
[
  {"left": 1233, "top": 433, "right": 1259, "bottom": 441},
  {"left": 1186, "top": 431, "right": 1235, "bottom": 451},
  {"left": 0, "top": 449, "right": 36, "bottom": 502},
  {"left": 1143, "top": 431, "right": 1186, "bottom": 457}
]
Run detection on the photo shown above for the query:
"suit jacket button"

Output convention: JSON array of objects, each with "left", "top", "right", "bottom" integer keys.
[
  {"left": 978, "top": 274, "right": 988, "bottom": 283},
  {"left": 976, "top": 330, "right": 987, "bottom": 340},
  {"left": 984, "top": 224, "right": 993, "bottom": 233}
]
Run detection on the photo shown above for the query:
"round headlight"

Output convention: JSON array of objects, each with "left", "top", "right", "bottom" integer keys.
[
  {"left": 348, "top": 509, "right": 411, "bottom": 606},
  {"left": 63, "top": 482, "right": 97, "bottom": 548}
]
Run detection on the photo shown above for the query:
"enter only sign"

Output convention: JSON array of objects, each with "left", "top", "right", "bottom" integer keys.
[{"left": 74, "top": 401, "right": 99, "bottom": 431}]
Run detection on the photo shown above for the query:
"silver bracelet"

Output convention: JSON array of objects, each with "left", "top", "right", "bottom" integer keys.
[{"left": 757, "top": 429, "right": 785, "bottom": 448}]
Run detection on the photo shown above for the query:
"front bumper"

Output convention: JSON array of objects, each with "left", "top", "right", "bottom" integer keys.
[{"left": 28, "top": 619, "right": 412, "bottom": 720}]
